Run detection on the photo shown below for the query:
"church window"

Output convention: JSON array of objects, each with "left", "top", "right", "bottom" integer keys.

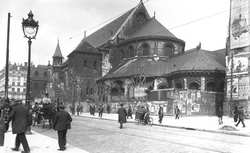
[
  {"left": 188, "top": 82, "right": 199, "bottom": 90},
  {"left": 164, "top": 44, "right": 173, "bottom": 56},
  {"left": 142, "top": 43, "right": 149, "bottom": 56},
  {"left": 128, "top": 46, "right": 134, "bottom": 57},
  {"left": 94, "top": 61, "right": 97, "bottom": 70},
  {"left": 84, "top": 60, "right": 87, "bottom": 68},
  {"left": 120, "top": 49, "right": 124, "bottom": 60}
]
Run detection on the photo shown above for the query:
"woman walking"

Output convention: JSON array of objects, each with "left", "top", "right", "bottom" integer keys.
[{"left": 158, "top": 105, "right": 164, "bottom": 124}]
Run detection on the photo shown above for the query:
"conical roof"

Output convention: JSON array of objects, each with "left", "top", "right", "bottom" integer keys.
[
  {"left": 128, "top": 17, "right": 176, "bottom": 39},
  {"left": 53, "top": 40, "right": 63, "bottom": 58}
]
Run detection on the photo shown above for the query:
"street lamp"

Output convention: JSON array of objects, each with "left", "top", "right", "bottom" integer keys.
[{"left": 22, "top": 11, "right": 39, "bottom": 106}]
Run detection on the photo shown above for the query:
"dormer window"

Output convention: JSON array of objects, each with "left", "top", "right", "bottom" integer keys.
[
  {"left": 35, "top": 71, "right": 39, "bottom": 77},
  {"left": 43, "top": 72, "right": 48, "bottom": 78}
]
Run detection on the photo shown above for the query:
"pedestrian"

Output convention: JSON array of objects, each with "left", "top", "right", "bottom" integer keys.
[
  {"left": 99, "top": 104, "right": 104, "bottom": 118},
  {"left": 174, "top": 106, "right": 180, "bottom": 119},
  {"left": 218, "top": 107, "right": 223, "bottom": 125},
  {"left": 0, "top": 106, "right": 5, "bottom": 147},
  {"left": 92, "top": 104, "right": 96, "bottom": 116},
  {"left": 232, "top": 106, "right": 238, "bottom": 122},
  {"left": 107, "top": 104, "right": 111, "bottom": 114},
  {"left": 42, "top": 93, "right": 51, "bottom": 104},
  {"left": 235, "top": 106, "right": 245, "bottom": 128},
  {"left": 0, "top": 98, "right": 12, "bottom": 132},
  {"left": 7, "top": 100, "right": 32, "bottom": 153},
  {"left": 127, "top": 105, "right": 133, "bottom": 119},
  {"left": 52, "top": 105, "right": 73, "bottom": 151},
  {"left": 118, "top": 103, "right": 127, "bottom": 129},
  {"left": 76, "top": 106, "right": 80, "bottom": 116},
  {"left": 89, "top": 104, "right": 93, "bottom": 115},
  {"left": 80, "top": 105, "right": 83, "bottom": 114},
  {"left": 158, "top": 105, "right": 164, "bottom": 124}
]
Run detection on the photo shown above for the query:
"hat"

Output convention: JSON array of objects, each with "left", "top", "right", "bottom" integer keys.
[
  {"left": 15, "top": 99, "right": 22, "bottom": 103},
  {"left": 58, "top": 105, "right": 65, "bottom": 109}
]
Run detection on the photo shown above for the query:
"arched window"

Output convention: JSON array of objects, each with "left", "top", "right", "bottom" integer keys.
[
  {"left": 188, "top": 82, "right": 199, "bottom": 90},
  {"left": 90, "top": 88, "right": 94, "bottom": 95},
  {"left": 35, "top": 71, "right": 39, "bottom": 77},
  {"left": 206, "top": 82, "right": 216, "bottom": 92},
  {"left": 120, "top": 49, "right": 124, "bottom": 60},
  {"left": 43, "top": 72, "right": 48, "bottom": 78},
  {"left": 218, "top": 83, "right": 224, "bottom": 92},
  {"left": 158, "top": 84, "right": 168, "bottom": 89},
  {"left": 94, "top": 61, "right": 97, "bottom": 70},
  {"left": 86, "top": 87, "right": 89, "bottom": 95},
  {"left": 128, "top": 46, "right": 134, "bottom": 57},
  {"left": 84, "top": 60, "right": 87, "bottom": 68},
  {"left": 164, "top": 45, "right": 173, "bottom": 56},
  {"left": 175, "top": 83, "right": 183, "bottom": 89},
  {"left": 142, "top": 44, "right": 149, "bottom": 56}
]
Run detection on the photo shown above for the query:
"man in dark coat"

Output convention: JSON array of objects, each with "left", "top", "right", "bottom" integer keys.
[
  {"left": 127, "top": 105, "right": 133, "bottom": 119},
  {"left": 1, "top": 98, "right": 12, "bottom": 132},
  {"left": 235, "top": 106, "right": 245, "bottom": 128},
  {"left": 118, "top": 103, "right": 127, "bottom": 129},
  {"left": 7, "top": 100, "right": 31, "bottom": 153},
  {"left": 232, "top": 106, "right": 238, "bottom": 122},
  {"left": 53, "top": 105, "right": 72, "bottom": 151},
  {"left": 218, "top": 107, "right": 223, "bottom": 125}
]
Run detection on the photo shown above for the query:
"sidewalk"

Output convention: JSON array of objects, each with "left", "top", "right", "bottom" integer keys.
[
  {"left": 79, "top": 112, "right": 250, "bottom": 137},
  {"left": 0, "top": 127, "right": 89, "bottom": 153}
]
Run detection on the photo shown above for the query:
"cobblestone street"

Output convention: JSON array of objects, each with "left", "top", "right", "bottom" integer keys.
[{"left": 31, "top": 116, "right": 250, "bottom": 153}]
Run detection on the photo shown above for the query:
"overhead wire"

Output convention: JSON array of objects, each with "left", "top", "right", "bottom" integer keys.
[{"left": 10, "top": 1, "right": 244, "bottom": 64}]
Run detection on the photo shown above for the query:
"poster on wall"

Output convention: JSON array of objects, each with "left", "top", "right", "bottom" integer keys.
[
  {"left": 230, "top": 0, "right": 250, "bottom": 49},
  {"left": 238, "top": 85, "right": 249, "bottom": 100},
  {"left": 134, "top": 86, "right": 147, "bottom": 98},
  {"left": 227, "top": 55, "right": 249, "bottom": 75},
  {"left": 227, "top": 77, "right": 239, "bottom": 99}
]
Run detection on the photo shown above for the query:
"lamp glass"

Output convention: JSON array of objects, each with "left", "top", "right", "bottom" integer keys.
[{"left": 24, "top": 26, "right": 37, "bottom": 38}]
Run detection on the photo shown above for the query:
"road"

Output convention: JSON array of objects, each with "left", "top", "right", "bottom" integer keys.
[{"left": 31, "top": 116, "right": 250, "bottom": 153}]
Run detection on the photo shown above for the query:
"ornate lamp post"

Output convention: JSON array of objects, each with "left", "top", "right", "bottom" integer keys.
[{"left": 22, "top": 11, "right": 39, "bottom": 107}]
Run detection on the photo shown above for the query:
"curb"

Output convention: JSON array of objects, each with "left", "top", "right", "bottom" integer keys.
[{"left": 78, "top": 115, "right": 250, "bottom": 137}]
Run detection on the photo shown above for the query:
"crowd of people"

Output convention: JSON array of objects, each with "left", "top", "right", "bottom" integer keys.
[{"left": 0, "top": 93, "right": 73, "bottom": 152}]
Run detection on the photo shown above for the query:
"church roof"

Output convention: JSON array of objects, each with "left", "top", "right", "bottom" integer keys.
[
  {"left": 100, "top": 49, "right": 225, "bottom": 80},
  {"left": 128, "top": 17, "right": 176, "bottom": 39},
  {"left": 76, "top": 7, "right": 136, "bottom": 48},
  {"left": 68, "top": 41, "right": 102, "bottom": 57},
  {"left": 168, "top": 50, "right": 226, "bottom": 72},
  {"left": 53, "top": 40, "right": 63, "bottom": 58}
]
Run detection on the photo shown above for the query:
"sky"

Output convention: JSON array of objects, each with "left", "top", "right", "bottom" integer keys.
[{"left": 0, "top": 0, "right": 230, "bottom": 69}]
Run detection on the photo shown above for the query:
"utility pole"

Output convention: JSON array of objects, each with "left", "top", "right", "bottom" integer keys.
[{"left": 5, "top": 13, "right": 11, "bottom": 99}]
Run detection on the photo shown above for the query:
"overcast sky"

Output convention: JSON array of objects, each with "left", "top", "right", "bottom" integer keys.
[{"left": 0, "top": 0, "right": 230, "bottom": 69}]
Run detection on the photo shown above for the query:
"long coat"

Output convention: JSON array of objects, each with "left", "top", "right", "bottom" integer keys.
[
  {"left": 53, "top": 110, "right": 72, "bottom": 131},
  {"left": 8, "top": 103, "right": 31, "bottom": 134},
  {"left": 238, "top": 108, "right": 244, "bottom": 120},
  {"left": 118, "top": 107, "right": 127, "bottom": 123}
]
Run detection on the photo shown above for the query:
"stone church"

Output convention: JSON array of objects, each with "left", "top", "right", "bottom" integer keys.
[{"left": 48, "top": 1, "right": 226, "bottom": 115}]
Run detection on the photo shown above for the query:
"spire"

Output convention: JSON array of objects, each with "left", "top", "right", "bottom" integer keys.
[{"left": 53, "top": 38, "right": 63, "bottom": 58}]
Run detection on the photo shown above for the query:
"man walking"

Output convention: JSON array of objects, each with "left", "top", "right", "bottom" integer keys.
[
  {"left": 98, "top": 104, "right": 104, "bottom": 118},
  {"left": 7, "top": 100, "right": 32, "bottom": 153},
  {"left": 235, "top": 106, "right": 245, "bottom": 128},
  {"left": 174, "top": 106, "right": 180, "bottom": 119},
  {"left": 1, "top": 98, "right": 12, "bottom": 132},
  {"left": 53, "top": 105, "right": 72, "bottom": 151},
  {"left": 118, "top": 103, "right": 127, "bottom": 129},
  {"left": 158, "top": 105, "right": 164, "bottom": 124},
  {"left": 127, "top": 105, "right": 133, "bottom": 119}
]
